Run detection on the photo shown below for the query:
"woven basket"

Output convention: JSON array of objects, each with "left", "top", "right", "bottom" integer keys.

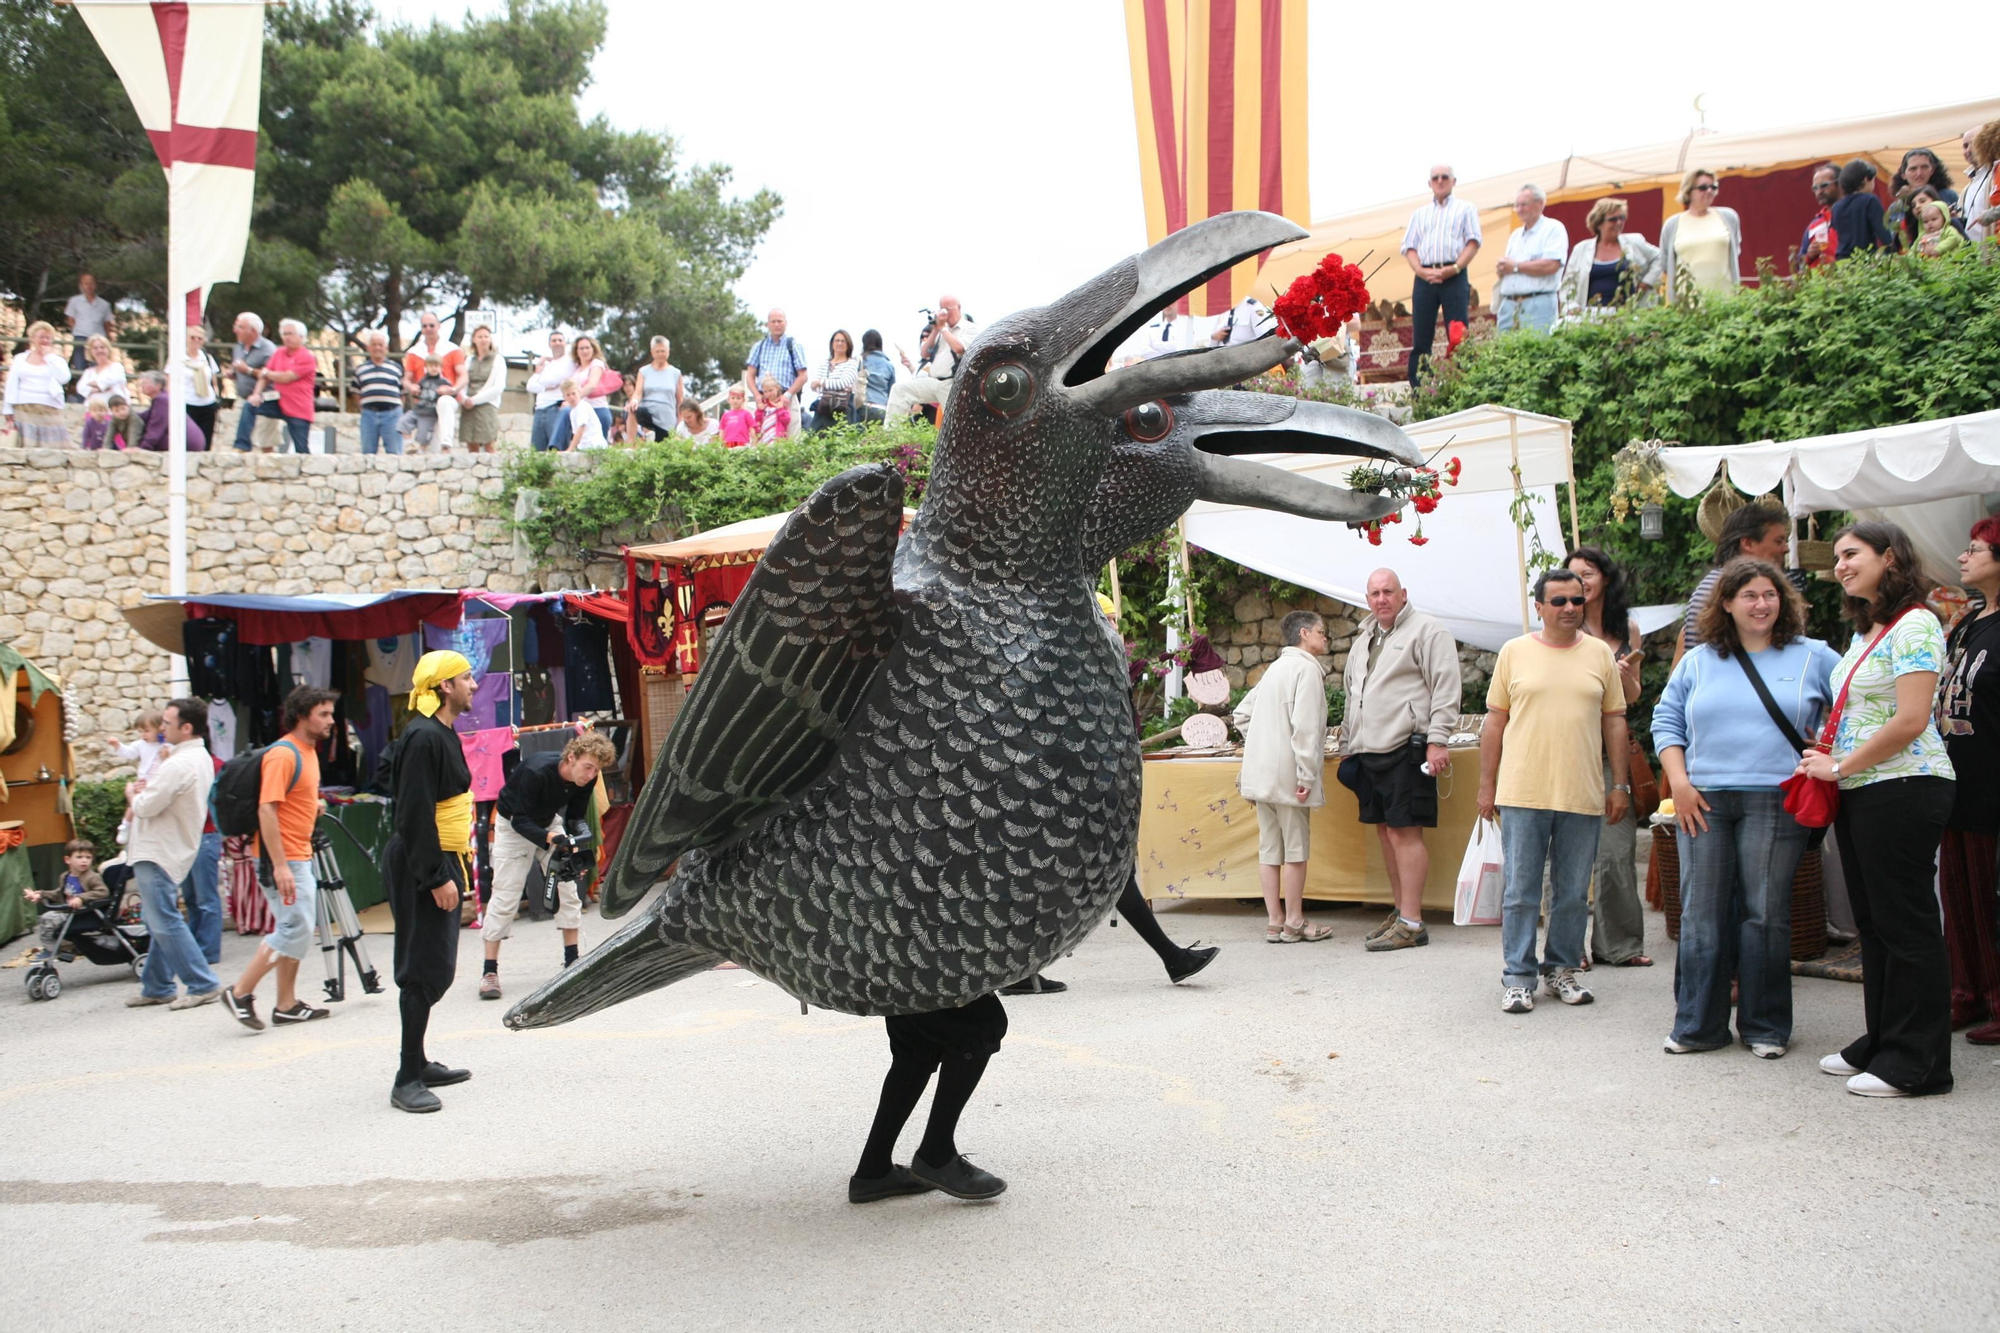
[
  {"left": 1655, "top": 827, "right": 1827, "bottom": 961},
  {"left": 1797, "top": 538, "right": 1835, "bottom": 571},
  {"left": 1695, "top": 484, "right": 1747, "bottom": 544}
]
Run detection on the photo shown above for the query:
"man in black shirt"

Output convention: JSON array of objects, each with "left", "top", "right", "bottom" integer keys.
[{"left": 479, "top": 732, "right": 617, "bottom": 999}]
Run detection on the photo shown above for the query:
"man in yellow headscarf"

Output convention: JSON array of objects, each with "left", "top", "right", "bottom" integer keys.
[{"left": 386, "top": 650, "right": 476, "bottom": 1113}]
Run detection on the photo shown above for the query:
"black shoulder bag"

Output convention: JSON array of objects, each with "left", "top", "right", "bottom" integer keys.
[{"left": 1734, "top": 651, "right": 1827, "bottom": 851}]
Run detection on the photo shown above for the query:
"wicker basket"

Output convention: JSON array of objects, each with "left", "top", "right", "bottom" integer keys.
[
  {"left": 1654, "top": 826, "right": 1826, "bottom": 961},
  {"left": 1796, "top": 539, "right": 1835, "bottom": 571}
]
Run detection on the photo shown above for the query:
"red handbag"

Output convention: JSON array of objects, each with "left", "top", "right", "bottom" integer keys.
[{"left": 1782, "top": 607, "right": 1915, "bottom": 828}]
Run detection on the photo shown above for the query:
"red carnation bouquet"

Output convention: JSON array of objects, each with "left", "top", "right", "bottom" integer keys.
[
  {"left": 1273, "top": 253, "right": 1371, "bottom": 347},
  {"left": 1343, "top": 456, "right": 1460, "bottom": 545}
]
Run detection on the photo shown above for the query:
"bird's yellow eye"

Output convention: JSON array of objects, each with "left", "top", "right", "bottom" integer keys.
[
  {"left": 1124, "top": 401, "right": 1173, "bottom": 442},
  {"left": 979, "top": 362, "right": 1033, "bottom": 417}
]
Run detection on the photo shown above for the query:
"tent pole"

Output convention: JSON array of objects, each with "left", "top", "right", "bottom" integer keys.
[
  {"left": 1511, "top": 416, "right": 1531, "bottom": 635},
  {"left": 1563, "top": 424, "right": 1581, "bottom": 550},
  {"left": 1783, "top": 474, "right": 1799, "bottom": 569},
  {"left": 1177, "top": 517, "right": 1196, "bottom": 634},
  {"left": 1107, "top": 559, "right": 1122, "bottom": 620}
]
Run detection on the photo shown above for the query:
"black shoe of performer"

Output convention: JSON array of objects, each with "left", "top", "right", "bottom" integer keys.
[
  {"left": 391, "top": 1079, "right": 442, "bottom": 1113},
  {"left": 909, "top": 1152, "right": 1007, "bottom": 1201},
  {"left": 847, "top": 1164, "right": 937, "bottom": 1204},
  {"left": 999, "top": 973, "right": 1067, "bottom": 995},
  {"left": 1166, "top": 944, "right": 1220, "bottom": 985},
  {"left": 420, "top": 1060, "right": 470, "bottom": 1087}
]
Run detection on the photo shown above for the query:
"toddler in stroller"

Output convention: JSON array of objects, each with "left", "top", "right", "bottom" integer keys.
[{"left": 22, "top": 840, "right": 148, "bottom": 1001}]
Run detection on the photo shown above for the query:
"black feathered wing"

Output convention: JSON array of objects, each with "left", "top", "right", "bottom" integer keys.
[{"left": 596, "top": 463, "right": 906, "bottom": 918}]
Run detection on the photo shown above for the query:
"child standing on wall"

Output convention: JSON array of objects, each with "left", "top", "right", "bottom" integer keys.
[
  {"left": 754, "top": 374, "right": 791, "bottom": 444},
  {"left": 718, "top": 385, "right": 755, "bottom": 448}
]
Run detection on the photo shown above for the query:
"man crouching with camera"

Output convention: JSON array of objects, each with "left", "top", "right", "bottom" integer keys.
[{"left": 478, "top": 731, "right": 618, "bottom": 1000}]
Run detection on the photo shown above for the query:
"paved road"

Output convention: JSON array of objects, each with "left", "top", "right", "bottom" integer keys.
[{"left": 4, "top": 901, "right": 1995, "bottom": 1332}]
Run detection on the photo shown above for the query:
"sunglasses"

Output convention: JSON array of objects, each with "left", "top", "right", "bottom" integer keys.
[
  {"left": 1542, "top": 595, "right": 1586, "bottom": 608},
  {"left": 1430, "top": 173, "right": 1453, "bottom": 181},
  {"left": 1693, "top": 183, "right": 1719, "bottom": 193}
]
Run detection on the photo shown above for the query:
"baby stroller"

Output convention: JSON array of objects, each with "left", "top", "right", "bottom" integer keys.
[{"left": 22, "top": 863, "right": 150, "bottom": 1001}]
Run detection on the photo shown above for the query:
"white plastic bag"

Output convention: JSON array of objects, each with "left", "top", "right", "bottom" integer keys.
[{"left": 1453, "top": 816, "right": 1505, "bottom": 926}]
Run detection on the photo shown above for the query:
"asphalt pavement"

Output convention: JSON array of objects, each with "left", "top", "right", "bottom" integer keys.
[{"left": 3, "top": 899, "right": 1995, "bottom": 1332}]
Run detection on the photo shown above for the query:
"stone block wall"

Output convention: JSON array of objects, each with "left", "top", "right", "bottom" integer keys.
[
  {"left": 1217, "top": 590, "right": 1494, "bottom": 703},
  {"left": 0, "top": 447, "right": 596, "bottom": 779}
]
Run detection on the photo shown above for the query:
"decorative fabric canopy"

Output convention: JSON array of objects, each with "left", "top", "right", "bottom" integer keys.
[{"left": 127, "top": 590, "right": 468, "bottom": 650}]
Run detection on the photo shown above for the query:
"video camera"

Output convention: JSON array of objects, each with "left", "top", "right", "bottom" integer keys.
[
  {"left": 544, "top": 821, "right": 596, "bottom": 899},
  {"left": 917, "top": 307, "right": 936, "bottom": 340}
]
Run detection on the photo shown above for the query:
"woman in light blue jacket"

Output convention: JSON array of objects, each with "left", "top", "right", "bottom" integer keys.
[{"left": 1651, "top": 558, "right": 1838, "bottom": 1059}]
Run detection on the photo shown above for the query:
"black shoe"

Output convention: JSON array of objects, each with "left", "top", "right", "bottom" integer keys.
[
  {"left": 391, "top": 1079, "right": 442, "bottom": 1113},
  {"left": 1166, "top": 944, "right": 1220, "bottom": 985},
  {"left": 271, "top": 1001, "right": 330, "bottom": 1024},
  {"left": 999, "top": 973, "right": 1067, "bottom": 995},
  {"left": 221, "top": 987, "right": 264, "bottom": 1031},
  {"left": 908, "top": 1152, "right": 1007, "bottom": 1201},
  {"left": 420, "top": 1061, "right": 471, "bottom": 1087},
  {"left": 847, "top": 1164, "right": 937, "bottom": 1204}
]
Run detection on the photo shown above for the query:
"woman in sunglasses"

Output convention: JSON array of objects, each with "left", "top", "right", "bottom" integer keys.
[
  {"left": 1657, "top": 169, "right": 1741, "bottom": 302},
  {"left": 1652, "top": 559, "right": 1837, "bottom": 1058}
]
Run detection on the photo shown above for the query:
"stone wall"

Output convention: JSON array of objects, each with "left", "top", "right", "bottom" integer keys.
[
  {"left": 1218, "top": 591, "right": 1494, "bottom": 702},
  {"left": 0, "top": 446, "right": 601, "bottom": 779}
]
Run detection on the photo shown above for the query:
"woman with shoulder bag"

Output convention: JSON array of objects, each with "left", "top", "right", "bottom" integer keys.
[
  {"left": 1652, "top": 559, "right": 1837, "bottom": 1058},
  {"left": 1566, "top": 546, "right": 1652, "bottom": 966},
  {"left": 1803, "top": 523, "right": 1956, "bottom": 1097},
  {"left": 1935, "top": 519, "right": 2000, "bottom": 1045},
  {"left": 807, "top": 329, "right": 862, "bottom": 432}
]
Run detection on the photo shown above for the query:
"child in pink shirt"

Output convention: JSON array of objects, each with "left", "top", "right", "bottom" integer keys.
[
  {"left": 718, "top": 385, "right": 755, "bottom": 447},
  {"left": 754, "top": 374, "right": 791, "bottom": 444}
]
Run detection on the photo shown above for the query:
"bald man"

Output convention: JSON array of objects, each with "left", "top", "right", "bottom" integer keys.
[
  {"left": 744, "top": 308, "right": 809, "bottom": 403},
  {"left": 1339, "top": 569, "right": 1462, "bottom": 951},
  {"left": 1400, "top": 163, "right": 1481, "bottom": 386},
  {"left": 882, "top": 294, "right": 976, "bottom": 427}
]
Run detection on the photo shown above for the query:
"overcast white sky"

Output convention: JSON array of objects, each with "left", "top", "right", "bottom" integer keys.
[{"left": 378, "top": 0, "right": 2000, "bottom": 362}]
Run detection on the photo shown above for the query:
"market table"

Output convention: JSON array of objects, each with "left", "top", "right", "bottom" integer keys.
[{"left": 1136, "top": 746, "right": 1483, "bottom": 910}]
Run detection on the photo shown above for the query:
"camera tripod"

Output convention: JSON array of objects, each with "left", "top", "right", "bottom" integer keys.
[{"left": 308, "top": 825, "right": 383, "bottom": 1003}]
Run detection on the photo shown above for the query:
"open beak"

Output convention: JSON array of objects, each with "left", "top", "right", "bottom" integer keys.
[
  {"left": 1184, "top": 395, "right": 1425, "bottom": 525},
  {"left": 1056, "top": 211, "right": 1307, "bottom": 415}
]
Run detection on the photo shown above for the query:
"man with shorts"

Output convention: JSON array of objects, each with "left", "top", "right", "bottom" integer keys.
[
  {"left": 477, "top": 731, "right": 615, "bottom": 999},
  {"left": 1342, "top": 569, "right": 1462, "bottom": 951},
  {"left": 1232, "top": 611, "right": 1333, "bottom": 943},
  {"left": 222, "top": 686, "right": 336, "bottom": 1030}
]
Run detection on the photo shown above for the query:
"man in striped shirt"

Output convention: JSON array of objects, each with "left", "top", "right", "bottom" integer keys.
[
  {"left": 352, "top": 331, "right": 405, "bottom": 455},
  {"left": 1400, "top": 164, "right": 1482, "bottom": 387}
]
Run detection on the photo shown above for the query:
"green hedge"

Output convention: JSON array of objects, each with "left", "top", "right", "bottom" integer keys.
[
  {"left": 1413, "top": 249, "right": 2000, "bottom": 620},
  {"left": 70, "top": 779, "right": 130, "bottom": 858}
]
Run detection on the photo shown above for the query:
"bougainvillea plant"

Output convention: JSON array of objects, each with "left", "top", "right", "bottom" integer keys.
[
  {"left": 1273, "top": 253, "right": 1371, "bottom": 346},
  {"left": 1341, "top": 456, "right": 1460, "bottom": 545}
]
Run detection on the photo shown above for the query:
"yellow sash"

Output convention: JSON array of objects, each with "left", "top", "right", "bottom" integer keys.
[{"left": 435, "top": 790, "right": 475, "bottom": 890}]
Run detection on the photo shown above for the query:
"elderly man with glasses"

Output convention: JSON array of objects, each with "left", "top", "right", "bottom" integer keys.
[
  {"left": 1400, "top": 164, "right": 1481, "bottom": 386},
  {"left": 1493, "top": 184, "right": 1568, "bottom": 334},
  {"left": 1478, "top": 567, "right": 1630, "bottom": 1014}
]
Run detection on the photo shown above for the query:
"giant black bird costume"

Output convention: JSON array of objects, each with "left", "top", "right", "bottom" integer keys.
[{"left": 507, "top": 218, "right": 1421, "bottom": 1143}]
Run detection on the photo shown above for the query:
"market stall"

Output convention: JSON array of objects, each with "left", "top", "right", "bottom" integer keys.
[
  {"left": 1138, "top": 745, "right": 1483, "bottom": 909},
  {"left": 1, "top": 644, "right": 76, "bottom": 944}
]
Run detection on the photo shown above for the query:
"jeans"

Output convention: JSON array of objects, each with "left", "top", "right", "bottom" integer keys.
[
  {"left": 1499, "top": 806, "right": 1602, "bottom": 987},
  {"left": 1834, "top": 777, "right": 1955, "bottom": 1094},
  {"left": 1407, "top": 269, "right": 1470, "bottom": 386},
  {"left": 1671, "top": 788, "right": 1808, "bottom": 1048},
  {"left": 1592, "top": 758, "right": 1645, "bottom": 963},
  {"left": 1493, "top": 291, "right": 1558, "bottom": 334},
  {"left": 282, "top": 414, "right": 313, "bottom": 453},
  {"left": 530, "top": 403, "right": 571, "bottom": 452},
  {"left": 358, "top": 405, "right": 402, "bottom": 455},
  {"left": 259, "top": 857, "right": 318, "bottom": 961},
  {"left": 593, "top": 406, "right": 614, "bottom": 440},
  {"left": 185, "top": 830, "right": 225, "bottom": 965},
  {"left": 135, "top": 860, "right": 222, "bottom": 998},
  {"left": 231, "top": 401, "right": 264, "bottom": 451}
]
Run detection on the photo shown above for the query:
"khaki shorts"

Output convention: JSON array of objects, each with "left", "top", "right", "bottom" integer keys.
[
  {"left": 1254, "top": 801, "right": 1311, "bottom": 865},
  {"left": 482, "top": 820, "right": 583, "bottom": 940}
]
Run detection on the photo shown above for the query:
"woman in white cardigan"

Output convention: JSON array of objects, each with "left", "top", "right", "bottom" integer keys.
[
  {"left": 1559, "top": 197, "right": 1663, "bottom": 321},
  {"left": 451, "top": 323, "right": 507, "bottom": 452},
  {"left": 1657, "top": 168, "right": 1743, "bottom": 303}
]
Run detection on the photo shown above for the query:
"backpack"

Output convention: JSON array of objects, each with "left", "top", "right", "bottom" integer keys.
[{"left": 211, "top": 739, "right": 303, "bottom": 838}]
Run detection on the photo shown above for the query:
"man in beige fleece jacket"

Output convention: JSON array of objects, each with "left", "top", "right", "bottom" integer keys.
[
  {"left": 1232, "top": 611, "right": 1332, "bottom": 943},
  {"left": 1343, "top": 569, "right": 1462, "bottom": 952}
]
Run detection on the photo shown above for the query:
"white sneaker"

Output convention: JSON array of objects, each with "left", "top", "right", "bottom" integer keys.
[
  {"left": 1664, "top": 1036, "right": 1701, "bottom": 1053},
  {"left": 1501, "top": 986, "right": 1534, "bottom": 1013},
  {"left": 1846, "top": 1072, "right": 1910, "bottom": 1098},
  {"left": 1749, "top": 1043, "right": 1787, "bottom": 1060},
  {"left": 1546, "top": 969, "right": 1594, "bottom": 1005},
  {"left": 1819, "top": 1053, "right": 1861, "bottom": 1076}
]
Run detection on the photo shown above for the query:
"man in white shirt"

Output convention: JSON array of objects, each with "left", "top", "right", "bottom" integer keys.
[
  {"left": 125, "top": 698, "right": 225, "bottom": 1009},
  {"left": 1493, "top": 184, "right": 1569, "bottom": 334},
  {"left": 1142, "top": 307, "right": 1190, "bottom": 358},
  {"left": 1400, "top": 164, "right": 1482, "bottom": 385},
  {"left": 525, "top": 331, "right": 576, "bottom": 452},
  {"left": 1209, "top": 296, "right": 1266, "bottom": 347},
  {"left": 883, "top": 294, "right": 976, "bottom": 426},
  {"left": 64, "top": 273, "right": 115, "bottom": 380}
]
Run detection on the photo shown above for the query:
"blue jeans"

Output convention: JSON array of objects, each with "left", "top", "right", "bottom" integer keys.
[
  {"left": 1499, "top": 806, "right": 1602, "bottom": 987},
  {"left": 1671, "top": 788, "right": 1808, "bottom": 1048},
  {"left": 358, "top": 405, "right": 402, "bottom": 455},
  {"left": 135, "top": 860, "right": 222, "bottom": 998},
  {"left": 185, "top": 830, "right": 225, "bottom": 965},
  {"left": 231, "top": 400, "right": 275, "bottom": 451},
  {"left": 282, "top": 414, "right": 313, "bottom": 453},
  {"left": 1407, "top": 269, "right": 1470, "bottom": 386},
  {"left": 1494, "top": 291, "right": 1558, "bottom": 334},
  {"left": 530, "top": 403, "right": 571, "bottom": 452},
  {"left": 593, "top": 406, "right": 614, "bottom": 439}
]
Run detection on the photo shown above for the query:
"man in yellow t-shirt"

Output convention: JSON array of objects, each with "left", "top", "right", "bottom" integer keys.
[{"left": 1478, "top": 569, "right": 1630, "bottom": 1014}]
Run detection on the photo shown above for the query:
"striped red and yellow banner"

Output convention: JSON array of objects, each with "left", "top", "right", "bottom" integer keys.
[{"left": 1123, "top": 0, "right": 1309, "bottom": 316}]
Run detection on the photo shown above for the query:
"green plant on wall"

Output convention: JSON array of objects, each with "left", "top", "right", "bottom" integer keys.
[{"left": 69, "top": 779, "right": 130, "bottom": 859}]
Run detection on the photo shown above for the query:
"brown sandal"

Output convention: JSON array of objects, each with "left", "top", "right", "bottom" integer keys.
[{"left": 1281, "top": 923, "right": 1334, "bottom": 943}]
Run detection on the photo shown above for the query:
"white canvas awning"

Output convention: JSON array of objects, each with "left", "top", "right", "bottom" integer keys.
[{"left": 1659, "top": 408, "right": 2000, "bottom": 585}]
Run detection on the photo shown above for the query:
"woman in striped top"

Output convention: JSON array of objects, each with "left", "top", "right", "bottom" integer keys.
[
  {"left": 352, "top": 331, "right": 406, "bottom": 456},
  {"left": 807, "top": 329, "right": 862, "bottom": 432}
]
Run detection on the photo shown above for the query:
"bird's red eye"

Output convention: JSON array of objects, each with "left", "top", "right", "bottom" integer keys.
[{"left": 1124, "top": 401, "right": 1172, "bottom": 442}]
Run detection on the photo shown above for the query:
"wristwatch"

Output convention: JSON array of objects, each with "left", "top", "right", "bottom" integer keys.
[
  {"left": 1612, "top": 783, "right": 1631, "bottom": 793},
  {"left": 1830, "top": 762, "right": 1842, "bottom": 779}
]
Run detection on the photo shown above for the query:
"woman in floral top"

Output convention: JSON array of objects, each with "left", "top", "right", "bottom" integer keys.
[{"left": 1800, "top": 522, "right": 1956, "bottom": 1097}]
